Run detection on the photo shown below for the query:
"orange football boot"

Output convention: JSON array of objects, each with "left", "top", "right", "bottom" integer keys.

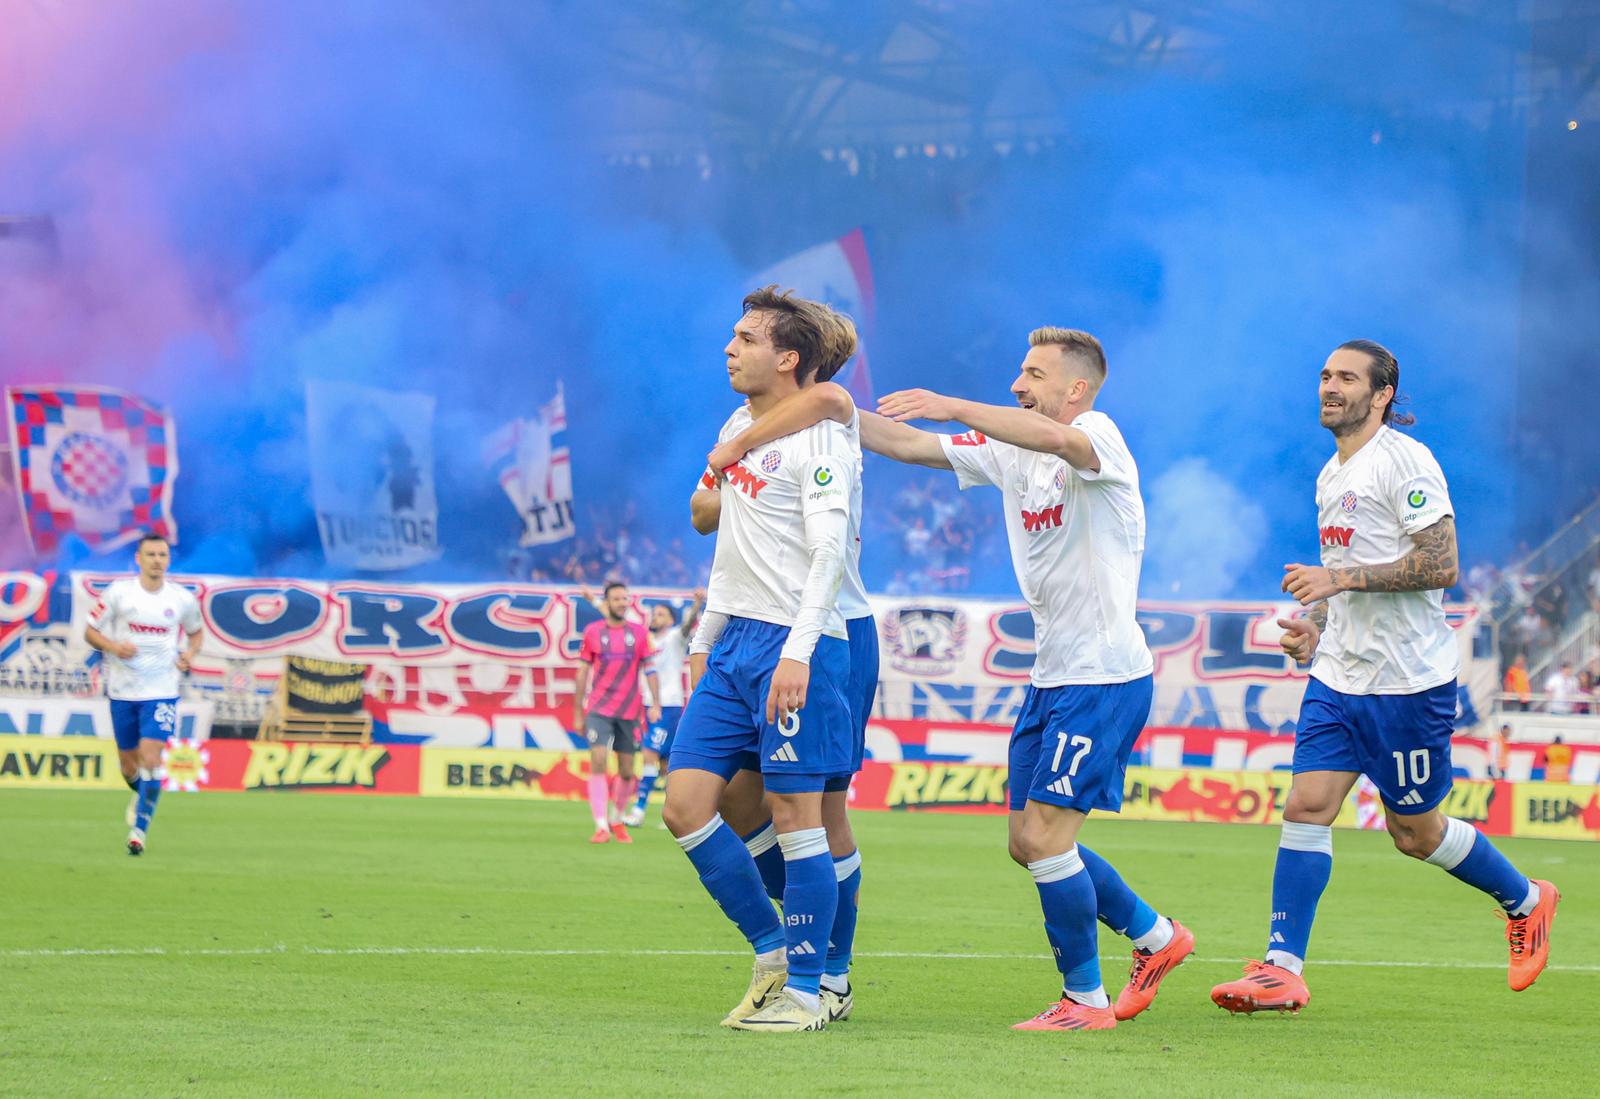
[
  {"left": 1503, "top": 879, "right": 1559, "bottom": 991},
  {"left": 589, "top": 826, "right": 612, "bottom": 844},
  {"left": 1114, "top": 919, "right": 1196, "bottom": 1020},
  {"left": 1210, "top": 960, "right": 1310, "bottom": 1014},
  {"left": 611, "top": 823, "right": 633, "bottom": 844},
  {"left": 1011, "top": 998, "right": 1117, "bottom": 1031}
]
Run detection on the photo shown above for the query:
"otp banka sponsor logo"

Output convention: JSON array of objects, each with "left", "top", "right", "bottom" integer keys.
[
  {"left": 1020, "top": 504, "right": 1063, "bottom": 533},
  {"left": 883, "top": 606, "right": 967, "bottom": 677},
  {"left": 1319, "top": 525, "right": 1354, "bottom": 548}
]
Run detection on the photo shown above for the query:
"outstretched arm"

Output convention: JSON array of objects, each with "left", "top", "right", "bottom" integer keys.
[
  {"left": 859, "top": 410, "right": 952, "bottom": 469},
  {"left": 1282, "top": 518, "right": 1459, "bottom": 605},
  {"left": 877, "top": 389, "right": 1099, "bottom": 471},
  {"left": 707, "top": 382, "right": 856, "bottom": 471}
]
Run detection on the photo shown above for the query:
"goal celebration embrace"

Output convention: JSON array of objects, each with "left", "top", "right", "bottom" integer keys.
[{"left": 649, "top": 291, "right": 1560, "bottom": 1034}]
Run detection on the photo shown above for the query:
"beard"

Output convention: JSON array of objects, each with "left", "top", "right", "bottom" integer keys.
[{"left": 1322, "top": 392, "right": 1374, "bottom": 437}]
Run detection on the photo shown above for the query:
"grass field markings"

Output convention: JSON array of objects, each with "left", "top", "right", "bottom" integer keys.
[{"left": 5, "top": 944, "right": 1598, "bottom": 973}]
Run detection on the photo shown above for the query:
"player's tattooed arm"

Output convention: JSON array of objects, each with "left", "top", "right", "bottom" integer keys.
[
  {"left": 1281, "top": 518, "right": 1457, "bottom": 604},
  {"left": 1308, "top": 600, "right": 1329, "bottom": 631},
  {"left": 1332, "top": 516, "right": 1459, "bottom": 593},
  {"left": 706, "top": 382, "right": 855, "bottom": 470}
]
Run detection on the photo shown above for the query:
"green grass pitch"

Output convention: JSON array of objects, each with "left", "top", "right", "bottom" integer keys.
[{"left": 2, "top": 790, "right": 1593, "bottom": 1097}]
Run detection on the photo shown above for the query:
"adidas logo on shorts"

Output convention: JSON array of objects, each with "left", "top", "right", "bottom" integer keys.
[
  {"left": 1397, "top": 789, "right": 1425, "bottom": 807},
  {"left": 769, "top": 743, "right": 799, "bottom": 764},
  {"left": 1045, "top": 776, "right": 1074, "bottom": 797}
]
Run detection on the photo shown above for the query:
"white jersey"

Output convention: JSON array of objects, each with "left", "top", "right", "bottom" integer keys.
[
  {"left": 1310, "top": 425, "right": 1458, "bottom": 695},
  {"left": 700, "top": 405, "right": 869, "bottom": 625},
  {"left": 700, "top": 407, "right": 857, "bottom": 639},
  {"left": 649, "top": 625, "right": 691, "bottom": 708},
  {"left": 939, "top": 411, "right": 1153, "bottom": 687},
  {"left": 86, "top": 578, "right": 203, "bottom": 701}
]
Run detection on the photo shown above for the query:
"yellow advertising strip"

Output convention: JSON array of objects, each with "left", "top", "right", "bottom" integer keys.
[
  {"left": 0, "top": 734, "right": 124, "bottom": 790},
  {"left": 1509, "top": 784, "right": 1600, "bottom": 841},
  {"left": 420, "top": 747, "right": 596, "bottom": 799}
]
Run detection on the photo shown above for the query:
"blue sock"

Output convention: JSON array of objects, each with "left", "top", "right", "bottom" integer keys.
[
  {"left": 135, "top": 768, "right": 162, "bottom": 833},
  {"left": 1078, "top": 844, "right": 1159, "bottom": 941},
  {"left": 1265, "top": 822, "right": 1333, "bottom": 972},
  {"left": 1425, "top": 817, "right": 1537, "bottom": 914},
  {"left": 741, "top": 823, "right": 787, "bottom": 903},
  {"left": 675, "top": 815, "right": 784, "bottom": 954},
  {"left": 1029, "top": 847, "right": 1103, "bottom": 1002},
  {"left": 633, "top": 767, "right": 659, "bottom": 814},
  {"left": 825, "top": 849, "right": 862, "bottom": 980},
  {"left": 777, "top": 828, "right": 837, "bottom": 997}
]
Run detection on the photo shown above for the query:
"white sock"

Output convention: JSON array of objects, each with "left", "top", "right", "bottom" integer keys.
[
  {"left": 1132, "top": 915, "right": 1174, "bottom": 953},
  {"left": 787, "top": 988, "right": 821, "bottom": 1013},
  {"left": 1263, "top": 950, "right": 1305, "bottom": 976},
  {"left": 1064, "top": 986, "right": 1110, "bottom": 1009},
  {"left": 756, "top": 947, "right": 786, "bottom": 968},
  {"left": 820, "top": 973, "right": 849, "bottom": 995},
  {"left": 1509, "top": 881, "right": 1541, "bottom": 918}
]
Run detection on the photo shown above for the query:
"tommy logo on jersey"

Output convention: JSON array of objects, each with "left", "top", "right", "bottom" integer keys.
[
  {"left": 1319, "top": 525, "right": 1354, "bottom": 548},
  {"left": 1021, "top": 504, "right": 1064, "bottom": 533},
  {"left": 723, "top": 464, "right": 768, "bottom": 499}
]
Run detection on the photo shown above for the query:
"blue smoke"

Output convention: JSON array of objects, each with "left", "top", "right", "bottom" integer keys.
[{"left": 0, "top": 2, "right": 1587, "bottom": 595}]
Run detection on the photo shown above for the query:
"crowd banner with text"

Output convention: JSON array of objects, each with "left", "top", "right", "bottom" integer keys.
[
  {"left": 52, "top": 576, "right": 1496, "bottom": 735},
  {"left": 305, "top": 381, "right": 441, "bottom": 571},
  {"left": 482, "top": 384, "right": 575, "bottom": 546}
]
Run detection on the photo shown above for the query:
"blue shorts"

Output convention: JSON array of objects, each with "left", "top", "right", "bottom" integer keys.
[
  {"left": 670, "top": 617, "right": 853, "bottom": 794},
  {"left": 1007, "top": 676, "right": 1154, "bottom": 813},
  {"left": 1294, "top": 677, "right": 1456, "bottom": 814},
  {"left": 644, "top": 706, "right": 683, "bottom": 757},
  {"left": 824, "top": 615, "right": 880, "bottom": 794},
  {"left": 110, "top": 698, "right": 179, "bottom": 752}
]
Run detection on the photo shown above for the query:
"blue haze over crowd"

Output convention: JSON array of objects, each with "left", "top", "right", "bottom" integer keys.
[{"left": 2, "top": 1, "right": 1594, "bottom": 596}]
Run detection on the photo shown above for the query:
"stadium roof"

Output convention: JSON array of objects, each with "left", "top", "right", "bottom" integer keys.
[{"left": 540, "top": 0, "right": 1600, "bottom": 156}]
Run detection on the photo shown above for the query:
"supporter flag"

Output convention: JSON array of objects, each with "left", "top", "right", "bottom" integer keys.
[
  {"left": 4, "top": 385, "right": 178, "bottom": 557},
  {"left": 482, "top": 383, "right": 574, "bottom": 546},
  {"left": 305, "top": 380, "right": 441, "bottom": 571},
  {"left": 752, "top": 228, "right": 877, "bottom": 405}
]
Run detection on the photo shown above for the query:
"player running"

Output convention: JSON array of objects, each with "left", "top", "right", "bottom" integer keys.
[
  {"left": 83, "top": 533, "right": 202, "bottom": 856},
  {"left": 689, "top": 310, "right": 875, "bottom": 1024},
  {"left": 573, "top": 581, "right": 659, "bottom": 844},
  {"left": 1210, "top": 340, "right": 1558, "bottom": 1013},
  {"left": 858, "top": 327, "right": 1192, "bottom": 1032},
  {"left": 662, "top": 287, "right": 859, "bottom": 1033},
  {"left": 624, "top": 589, "right": 704, "bottom": 828}
]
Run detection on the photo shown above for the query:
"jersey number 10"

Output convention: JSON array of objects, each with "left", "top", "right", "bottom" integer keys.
[{"left": 1392, "top": 749, "right": 1431, "bottom": 787}]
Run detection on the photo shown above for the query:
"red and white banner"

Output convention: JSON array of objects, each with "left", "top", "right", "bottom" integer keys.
[
  {"left": 52, "top": 573, "right": 1499, "bottom": 739},
  {"left": 4, "top": 385, "right": 178, "bottom": 556},
  {"left": 482, "top": 384, "right": 574, "bottom": 546},
  {"left": 752, "top": 229, "right": 877, "bottom": 406}
]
